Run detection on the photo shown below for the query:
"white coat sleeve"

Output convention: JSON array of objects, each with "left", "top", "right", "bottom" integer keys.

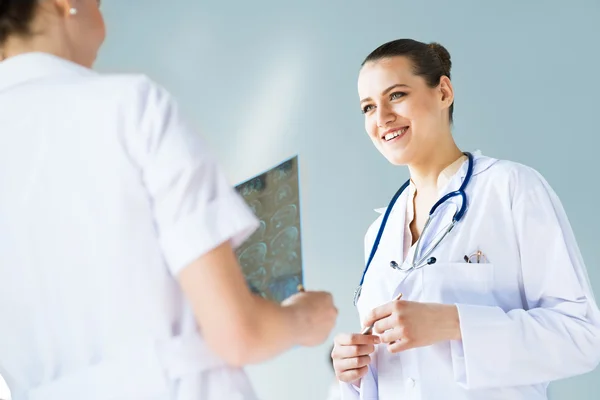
[
  {"left": 123, "top": 77, "right": 259, "bottom": 276},
  {"left": 339, "top": 366, "right": 378, "bottom": 400},
  {"left": 450, "top": 169, "right": 600, "bottom": 389}
]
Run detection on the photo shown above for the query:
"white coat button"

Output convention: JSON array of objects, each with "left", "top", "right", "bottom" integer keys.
[{"left": 406, "top": 378, "right": 416, "bottom": 388}]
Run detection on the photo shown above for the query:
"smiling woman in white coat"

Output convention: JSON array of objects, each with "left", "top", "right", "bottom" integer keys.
[
  {"left": 0, "top": 1, "right": 339, "bottom": 399},
  {"left": 331, "top": 38, "right": 600, "bottom": 400}
]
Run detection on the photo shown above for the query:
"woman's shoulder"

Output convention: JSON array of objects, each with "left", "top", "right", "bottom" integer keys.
[
  {"left": 474, "top": 150, "right": 532, "bottom": 173},
  {"left": 86, "top": 73, "right": 170, "bottom": 102},
  {"left": 476, "top": 153, "right": 547, "bottom": 185},
  {"left": 83, "top": 73, "right": 181, "bottom": 124},
  {"left": 476, "top": 153, "right": 556, "bottom": 204}
]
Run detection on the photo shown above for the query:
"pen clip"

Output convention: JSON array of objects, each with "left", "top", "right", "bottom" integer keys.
[{"left": 465, "top": 250, "right": 486, "bottom": 264}]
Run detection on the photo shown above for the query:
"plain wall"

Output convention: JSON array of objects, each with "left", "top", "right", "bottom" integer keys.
[{"left": 6, "top": 1, "right": 599, "bottom": 399}]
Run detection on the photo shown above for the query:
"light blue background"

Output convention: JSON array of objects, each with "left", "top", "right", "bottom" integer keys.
[{"left": 96, "top": 1, "right": 600, "bottom": 399}]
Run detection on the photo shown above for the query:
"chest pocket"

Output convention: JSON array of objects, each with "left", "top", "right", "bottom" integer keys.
[{"left": 422, "top": 262, "right": 494, "bottom": 305}]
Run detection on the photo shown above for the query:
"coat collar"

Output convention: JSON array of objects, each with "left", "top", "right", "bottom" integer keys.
[
  {"left": 374, "top": 150, "right": 498, "bottom": 214},
  {"left": 0, "top": 52, "right": 95, "bottom": 92}
]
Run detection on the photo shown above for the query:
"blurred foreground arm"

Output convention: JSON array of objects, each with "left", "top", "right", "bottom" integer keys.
[
  {"left": 180, "top": 241, "right": 337, "bottom": 366},
  {"left": 126, "top": 78, "right": 337, "bottom": 367}
]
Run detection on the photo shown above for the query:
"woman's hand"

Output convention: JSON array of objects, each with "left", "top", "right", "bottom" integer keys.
[
  {"left": 362, "top": 299, "right": 461, "bottom": 353},
  {"left": 331, "top": 333, "right": 380, "bottom": 384}
]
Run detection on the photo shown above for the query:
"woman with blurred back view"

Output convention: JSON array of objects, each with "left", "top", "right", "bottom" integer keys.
[{"left": 0, "top": 1, "right": 338, "bottom": 399}]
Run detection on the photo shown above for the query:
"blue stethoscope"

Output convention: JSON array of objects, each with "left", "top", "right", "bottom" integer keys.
[{"left": 353, "top": 152, "right": 474, "bottom": 306}]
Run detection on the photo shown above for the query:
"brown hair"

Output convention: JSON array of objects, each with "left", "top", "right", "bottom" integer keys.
[{"left": 0, "top": 0, "right": 38, "bottom": 46}]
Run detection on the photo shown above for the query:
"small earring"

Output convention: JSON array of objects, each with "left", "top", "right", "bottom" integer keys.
[{"left": 69, "top": 8, "right": 78, "bottom": 15}]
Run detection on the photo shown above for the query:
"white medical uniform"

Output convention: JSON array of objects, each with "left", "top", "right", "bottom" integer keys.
[
  {"left": 326, "top": 379, "right": 342, "bottom": 400},
  {"left": 341, "top": 152, "right": 600, "bottom": 400},
  {"left": 0, "top": 53, "right": 261, "bottom": 400}
]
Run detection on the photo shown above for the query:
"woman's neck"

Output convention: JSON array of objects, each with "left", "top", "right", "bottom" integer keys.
[
  {"left": 2, "top": 34, "right": 72, "bottom": 62},
  {"left": 408, "top": 141, "right": 463, "bottom": 193}
]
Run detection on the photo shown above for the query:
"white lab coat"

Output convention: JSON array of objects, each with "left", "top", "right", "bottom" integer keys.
[
  {"left": 341, "top": 152, "right": 600, "bottom": 400},
  {"left": 0, "top": 53, "right": 261, "bottom": 399},
  {"left": 326, "top": 379, "right": 342, "bottom": 400}
]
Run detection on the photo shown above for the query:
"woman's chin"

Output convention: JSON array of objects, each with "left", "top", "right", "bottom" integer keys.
[{"left": 382, "top": 151, "right": 411, "bottom": 166}]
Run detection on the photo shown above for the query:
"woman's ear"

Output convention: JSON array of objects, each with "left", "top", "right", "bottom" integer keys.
[
  {"left": 51, "top": 0, "right": 77, "bottom": 17},
  {"left": 439, "top": 75, "right": 454, "bottom": 110},
  {"left": 439, "top": 75, "right": 454, "bottom": 108}
]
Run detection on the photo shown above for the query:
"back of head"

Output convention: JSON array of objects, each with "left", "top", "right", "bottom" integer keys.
[
  {"left": 0, "top": 0, "right": 105, "bottom": 67},
  {"left": 0, "top": 0, "right": 37, "bottom": 46},
  {"left": 362, "top": 38, "right": 454, "bottom": 121}
]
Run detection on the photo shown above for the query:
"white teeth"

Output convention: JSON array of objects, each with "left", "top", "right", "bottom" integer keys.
[{"left": 384, "top": 127, "right": 408, "bottom": 141}]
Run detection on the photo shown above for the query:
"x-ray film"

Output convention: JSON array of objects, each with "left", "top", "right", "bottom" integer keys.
[{"left": 234, "top": 156, "right": 303, "bottom": 303}]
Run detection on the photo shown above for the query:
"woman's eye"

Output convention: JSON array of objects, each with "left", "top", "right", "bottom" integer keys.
[
  {"left": 361, "top": 104, "right": 374, "bottom": 114},
  {"left": 390, "top": 92, "right": 406, "bottom": 100}
]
